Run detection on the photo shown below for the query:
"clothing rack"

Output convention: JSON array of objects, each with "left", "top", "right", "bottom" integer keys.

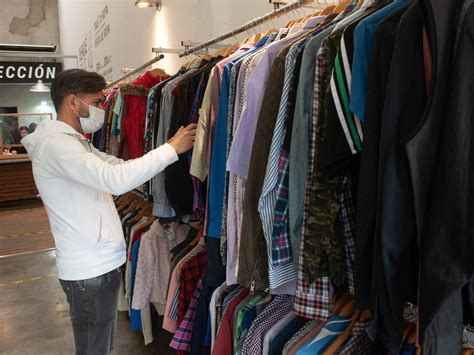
[
  {"left": 179, "top": 0, "right": 324, "bottom": 57},
  {"left": 106, "top": 54, "right": 165, "bottom": 89}
]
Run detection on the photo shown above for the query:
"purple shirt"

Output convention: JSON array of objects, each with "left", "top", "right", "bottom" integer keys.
[{"left": 226, "top": 16, "right": 325, "bottom": 179}]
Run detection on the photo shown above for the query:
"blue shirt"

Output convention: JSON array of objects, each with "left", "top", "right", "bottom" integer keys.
[
  {"left": 296, "top": 316, "right": 351, "bottom": 354},
  {"left": 206, "top": 38, "right": 268, "bottom": 237},
  {"left": 350, "top": 0, "right": 409, "bottom": 123},
  {"left": 130, "top": 240, "right": 142, "bottom": 331}
]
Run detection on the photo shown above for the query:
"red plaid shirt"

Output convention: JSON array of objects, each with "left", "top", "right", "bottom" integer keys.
[{"left": 177, "top": 247, "right": 207, "bottom": 323}]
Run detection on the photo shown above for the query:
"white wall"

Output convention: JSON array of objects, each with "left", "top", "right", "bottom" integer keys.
[
  {"left": 58, "top": 0, "right": 158, "bottom": 80},
  {"left": 58, "top": 0, "right": 317, "bottom": 78}
]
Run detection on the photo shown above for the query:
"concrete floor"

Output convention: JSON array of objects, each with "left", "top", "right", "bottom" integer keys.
[{"left": 0, "top": 205, "right": 176, "bottom": 355}]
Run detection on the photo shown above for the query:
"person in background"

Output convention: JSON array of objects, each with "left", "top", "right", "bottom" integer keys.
[
  {"left": 21, "top": 69, "right": 197, "bottom": 355},
  {"left": 28, "top": 122, "right": 37, "bottom": 133},
  {"left": 19, "top": 126, "right": 29, "bottom": 139}
]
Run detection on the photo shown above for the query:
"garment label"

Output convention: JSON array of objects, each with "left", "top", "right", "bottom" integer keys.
[{"left": 165, "top": 228, "right": 175, "bottom": 241}]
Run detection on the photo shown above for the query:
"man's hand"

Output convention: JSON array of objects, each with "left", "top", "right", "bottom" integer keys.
[{"left": 167, "top": 124, "right": 197, "bottom": 155}]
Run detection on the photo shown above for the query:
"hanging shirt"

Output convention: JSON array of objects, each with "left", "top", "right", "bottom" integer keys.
[
  {"left": 295, "top": 315, "right": 351, "bottom": 354},
  {"left": 227, "top": 16, "right": 325, "bottom": 180},
  {"left": 207, "top": 43, "right": 256, "bottom": 238},
  {"left": 152, "top": 70, "right": 197, "bottom": 218},
  {"left": 288, "top": 23, "right": 337, "bottom": 272},
  {"left": 130, "top": 239, "right": 142, "bottom": 332},
  {"left": 170, "top": 279, "right": 204, "bottom": 352},
  {"left": 349, "top": 0, "right": 409, "bottom": 122},
  {"left": 258, "top": 35, "right": 309, "bottom": 292},
  {"left": 132, "top": 221, "right": 190, "bottom": 310},
  {"left": 190, "top": 68, "right": 215, "bottom": 182},
  {"left": 241, "top": 295, "right": 295, "bottom": 355},
  {"left": 122, "top": 72, "right": 169, "bottom": 159}
]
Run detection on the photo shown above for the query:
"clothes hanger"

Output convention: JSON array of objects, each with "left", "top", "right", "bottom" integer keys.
[
  {"left": 356, "top": 308, "right": 372, "bottom": 322},
  {"left": 115, "top": 193, "right": 132, "bottom": 206},
  {"left": 130, "top": 206, "right": 152, "bottom": 224},
  {"left": 119, "top": 193, "right": 139, "bottom": 208},
  {"left": 263, "top": 28, "right": 278, "bottom": 37},
  {"left": 250, "top": 33, "right": 263, "bottom": 45},
  {"left": 123, "top": 197, "right": 143, "bottom": 215},
  {"left": 149, "top": 68, "right": 167, "bottom": 77},
  {"left": 337, "top": 297, "right": 356, "bottom": 317},
  {"left": 331, "top": 294, "right": 353, "bottom": 315},
  {"left": 201, "top": 53, "right": 212, "bottom": 62},
  {"left": 401, "top": 321, "right": 414, "bottom": 344},
  {"left": 320, "top": 5, "right": 336, "bottom": 15},
  {"left": 135, "top": 215, "right": 156, "bottom": 231},
  {"left": 333, "top": 0, "right": 351, "bottom": 14},
  {"left": 117, "top": 194, "right": 137, "bottom": 210},
  {"left": 303, "top": 10, "right": 321, "bottom": 22},
  {"left": 223, "top": 44, "right": 239, "bottom": 57}
]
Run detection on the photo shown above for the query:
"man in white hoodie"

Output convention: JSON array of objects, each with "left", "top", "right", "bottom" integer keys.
[{"left": 22, "top": 69, "right": 196, "bottom": 354}]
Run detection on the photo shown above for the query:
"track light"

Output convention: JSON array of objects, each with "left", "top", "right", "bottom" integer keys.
[{"left": 135, "top": 0, "right": 161, "bottom": 10}]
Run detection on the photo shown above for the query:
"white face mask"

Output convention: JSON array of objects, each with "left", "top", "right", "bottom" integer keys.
[{"left": 73, "top": 97, "right": 105, "bottom": 134}]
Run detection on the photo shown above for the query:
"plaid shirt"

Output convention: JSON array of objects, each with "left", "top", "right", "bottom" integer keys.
[
  {"left": 340, "top": 175, "right": 356, "bottom": 295},
  {"left": 272, "top": 148, "right": 291, "bottom": 265},
  {"left": 340, "top": 320, "right": 374, "bottom": 355},
  {"left": 177, "top": 248, "right": 208, "bottom": 323},
  {"left": 295, "top": 41, "right": 333, "bottom": 321},
  {"left": 259, "top": 38, "right": 308, "bottom": 290},
  {"left": 241, "top": 295, "right": 295, "bottom": 355},
  {"left": 233, "top": 291, "right": 269, "bottom": 352},
  {"left": 170, "top": 279, "right": 204, "bottom": 351}
]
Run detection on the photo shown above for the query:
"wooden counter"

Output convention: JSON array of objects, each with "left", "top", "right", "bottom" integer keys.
[{"left": 0, "top": 158, "right": 39, "bottom": 205}]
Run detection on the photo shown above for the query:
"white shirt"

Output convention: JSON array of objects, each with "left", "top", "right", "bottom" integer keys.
[{"left": 22, "top": 119, "right": 178, "bottom": 280}]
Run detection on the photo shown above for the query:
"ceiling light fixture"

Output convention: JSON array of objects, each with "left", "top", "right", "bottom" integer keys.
[
  {"left": 135, "top": 0, "right": 161, "bottom": 10},
  {"left": 30, "top": 80, "right": 50, "bottom": 93}
]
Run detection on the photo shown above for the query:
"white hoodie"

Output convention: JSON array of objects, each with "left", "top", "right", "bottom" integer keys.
[{"left": 22, "top": 120, "right": 178, "bottom": 281}]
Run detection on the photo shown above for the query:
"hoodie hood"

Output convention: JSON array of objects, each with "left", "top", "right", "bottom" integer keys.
[{"left": 21, "top": 120, "right": 84, "bottom": 159}]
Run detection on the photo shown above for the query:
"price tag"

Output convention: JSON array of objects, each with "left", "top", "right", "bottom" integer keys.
[{"left": 165, "top": 228, "right": 175, "bottom": 241}]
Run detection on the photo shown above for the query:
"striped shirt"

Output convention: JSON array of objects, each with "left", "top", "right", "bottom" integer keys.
[{"left": 258, "top": 38, "right": 309, "bottom": 291}]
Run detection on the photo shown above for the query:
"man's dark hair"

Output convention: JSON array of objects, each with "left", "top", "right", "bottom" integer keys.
[
  {"left": 50, "top": 69, "right": 106, "bottom": 112},
  {"left": 19, "top": 126, "right": 29, "bottom": 132}
]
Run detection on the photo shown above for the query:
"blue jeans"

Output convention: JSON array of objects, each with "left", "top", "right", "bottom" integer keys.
[{"left": 60, "top": 267, "right": 122, "bottom": 355}]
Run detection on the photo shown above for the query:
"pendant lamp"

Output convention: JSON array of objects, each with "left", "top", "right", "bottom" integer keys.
[{"left": 30, "top": 80, "right": 50, "bottom": 93}]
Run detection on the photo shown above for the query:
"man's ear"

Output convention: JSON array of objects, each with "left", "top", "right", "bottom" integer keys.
[{"left": 66, "top": 94, "right": 78, "bottom": 112}]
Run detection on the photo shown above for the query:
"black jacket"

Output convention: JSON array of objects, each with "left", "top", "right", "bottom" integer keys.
[{"left": 414, "top": 0, "right": 474, "bottom": 352}]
